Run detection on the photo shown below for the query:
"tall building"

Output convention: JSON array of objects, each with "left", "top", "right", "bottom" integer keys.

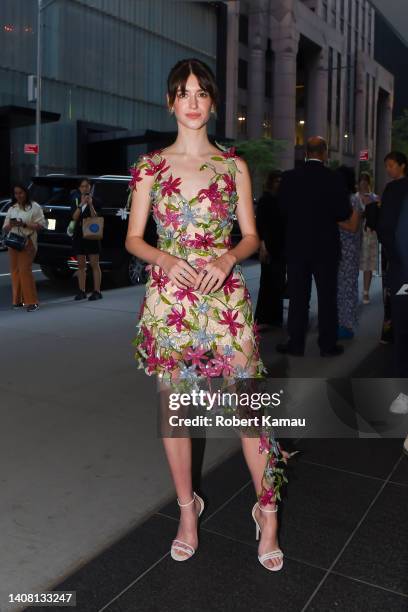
[
  {"left": 0, "top": 0, "right": 226, "bottom": 189},
  {"left": 225, "top": 0, "right": 394, "bottom": 188}
]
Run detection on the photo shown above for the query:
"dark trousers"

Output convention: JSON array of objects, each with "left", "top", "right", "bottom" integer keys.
[
  {"left": 391, "top": 289, "right": 408, "bottom": 377},
  {"left": 287, "top": 257, "right": 339, "bottom": 352},
  {"left": 255, "top": 257, "right": 286, "bottom": 326}
]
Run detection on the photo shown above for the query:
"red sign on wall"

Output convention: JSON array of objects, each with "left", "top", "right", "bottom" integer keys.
[
  {"left": 24, "top": 144, "right": 39, "bottom": 154},
  {"left": 359, "top": 149, "right": 369, "bottom": 161}
]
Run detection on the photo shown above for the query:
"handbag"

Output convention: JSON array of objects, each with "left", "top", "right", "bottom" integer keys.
[
  {"left": 4, "top": 230, "right": 28, "bottom": 251},
  {"left": 82, "top": 216, "right": 104, "bottom": 240}
]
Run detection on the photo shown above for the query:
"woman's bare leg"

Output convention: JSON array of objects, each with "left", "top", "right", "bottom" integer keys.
[
  {"left": 364, "top": 270, "right": 372, "bottom": 294},
  {"left": 89, "top": 254, "right": 101, "bottom": 292},
  {"left": 241, "top": 435, "right": 281, "bottom": 569},
  {"left": 159, "top": 377, "right": 202, "bottom": 558},
  {"left": 77, "top": 255, "right": 87, "bottom": 292}
]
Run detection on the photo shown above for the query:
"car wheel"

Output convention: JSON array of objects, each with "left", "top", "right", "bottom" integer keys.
[
  {"left": 128, "top": 255, "right": 149, "bottom": 285},
  {"left": 40, "top": 265, "right": 75, "bottom": 281}
]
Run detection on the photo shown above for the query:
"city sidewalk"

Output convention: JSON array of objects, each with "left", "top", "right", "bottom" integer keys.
[{"left": 1, "top": 264, "right": 406, "bottom": 611}]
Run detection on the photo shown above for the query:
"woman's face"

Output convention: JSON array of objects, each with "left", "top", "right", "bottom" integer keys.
[
  {"left": 14, "top": 187, "right": 27, "bottom": 205},
  {"left": 169, "top": 73, "right": 213, "bottom": 130},
  {"left": 359, "top": 179, "right": 370, "bottom": 193},
  {"left": 79, "top": 181, "right": 91, "bottom": 195}
]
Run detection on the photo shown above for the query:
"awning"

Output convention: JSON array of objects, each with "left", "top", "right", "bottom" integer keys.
[{"left": 0, "top": 105, "right": 60, "bottom": 128}]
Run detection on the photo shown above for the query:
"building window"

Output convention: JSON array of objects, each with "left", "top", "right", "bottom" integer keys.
[
  {"left": 237, "top": 105, "right": 247, "bottom": 137},
  {"left": 371, "top": 75, "right": 376, "bottom": 139},
  {"left": 331, "top": 0, "right": 337, "bottom": 27},
  {"left": 361, "top": 1, "right": 366, "bottom": 51},
  {"left": 238, "top": 58, "right": 248, "bottom": 90},
  {"left": 336, "top": 52, "right": 341, "bottom": 128},
  {"left": 265, "top": 40, "right": 272, "bottom": 99},
  {"left": 322, "top": 0, "right": 328, "bottom": 21},
  {"left": 365, "top": 73, "right": 370, "bottom": 137},
  {"left": 354, "top": 0, "right": 359, "bottom": 51},
  {"left": 327, "top": 47, "right": 333, "bottom": 122},
  {"left": 340, "top": 0, "right": 345, "bottom": 33},
  {"left": 239, "top": 14, "right": 248, "bottom": 46},
  {"left": 368, "top": 8, "right": 373, "bottom": 55}
]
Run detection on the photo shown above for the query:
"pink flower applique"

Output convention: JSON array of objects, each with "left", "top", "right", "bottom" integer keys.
[
  {"left": 204, "top": 352, "right": 234, "bottom": 377},
  {"left": 167, "top": 305, "right": 190, "bottom": 332},
  {"left": 163, "top": 207, "right": 181, "bottom": 230},
  {"left": 223, "top": 273, "right": 240, "bottom": 296},
  {"left": 129, "top": 166, "right": 142, "bottom": 190},
  {"left": 218, "top": 309, "right": 244, "bottom": 336},
  {"left": 253, "top": 321, "right": 261, "bottom": 344},
  {"left": 183, "top": 346, "right": 209, "bottom": 366},
  {"left": 187, "top": 232, "right": 215, "bottom": 250},
  {"left": 198, "top": 182, "right": 221, "bottom": 203},
  {"left": 140, "top": 325, "right": 155, "bottom": 357},
  {"left": 174, "top": 286, "right": 199, "bottom": 305},
  {"left": 161, "top": 174, "right": 182, "bottom": 197},
  {"left": 209, "top": 200, "right": 229, "bottom": 219},
  {"left": 222, "top": 173, "right": 236, "bottom": 194},
  {"left": 151, "top": 268, "right": 170, "bottom": 293},
  {"left": 221, "top": 147, "right": 237, "bottom": 159},
  {"left": 259, "top": 487, "right": 276, "bottom": 507},
  {"left": 259, "top": 432, "right": 271, "bottom": 453},
  {"left": 145, "top": 157, "right": 170, "bottom": 180}
]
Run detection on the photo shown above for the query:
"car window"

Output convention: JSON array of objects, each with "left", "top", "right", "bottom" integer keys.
[
  {"left": 93, "top": 182, "right": 129, "bottom": 209},
  {"left": 30, "top": 183, "right": 76, "bottom": 206}
]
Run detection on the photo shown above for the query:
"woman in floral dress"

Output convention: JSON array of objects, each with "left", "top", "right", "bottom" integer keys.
[
  {"left": 336, "top": 166, "right": 364, "bottom": 339},
  {"left": 125, "top": 59, "right": 291, "bottom": 571}
]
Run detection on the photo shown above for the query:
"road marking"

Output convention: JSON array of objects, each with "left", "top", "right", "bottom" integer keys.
[{"left": 0, "top": 270, "right": 42, "bottom": 277}]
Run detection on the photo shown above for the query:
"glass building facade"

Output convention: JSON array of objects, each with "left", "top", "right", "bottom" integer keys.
[{"left": 0, "top": 0, "right": 222, "bottom": 187}]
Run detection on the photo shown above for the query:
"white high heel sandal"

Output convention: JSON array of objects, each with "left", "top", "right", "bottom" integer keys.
[
  {"left": 252, "top": 502, "right": 284, "bottom": 571},
  {"left": 170, "top": 492, "right": 205, "bottom": 561}
]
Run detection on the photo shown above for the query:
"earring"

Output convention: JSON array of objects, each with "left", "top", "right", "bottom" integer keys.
[{"left": 169, "top": 107, "right": 174, "bottom": 114}]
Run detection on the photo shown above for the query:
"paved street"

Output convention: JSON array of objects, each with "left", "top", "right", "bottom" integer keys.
[
  {"left": 1, "top": 260, "right": 406, "bottom": 612},
  {"left": 0, "top": 251, "right": 121, "bottom": 311}
]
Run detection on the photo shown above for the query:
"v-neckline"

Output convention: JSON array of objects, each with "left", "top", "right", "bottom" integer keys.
[{"left": 156, "top": 149, "right": 231, "bottom": 203}]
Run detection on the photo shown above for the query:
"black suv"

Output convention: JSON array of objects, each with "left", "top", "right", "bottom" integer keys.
[{"left": 31, "top": 174, "right": 156, "bottom": 285}]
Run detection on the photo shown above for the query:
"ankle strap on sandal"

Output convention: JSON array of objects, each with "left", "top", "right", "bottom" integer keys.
[{"left": 177, "top": 492, "right": 196, "bottom": 507}]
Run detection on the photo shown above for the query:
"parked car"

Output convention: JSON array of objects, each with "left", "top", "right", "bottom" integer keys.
[
  {"left": 29, "top": 174, "right": 157, "bottom": 285},
  {"left": 0, "top": 199, "right": 12, "bottom": 250},
  {"left": 29, "top": 172, "right": 245, "bottom": 285}
]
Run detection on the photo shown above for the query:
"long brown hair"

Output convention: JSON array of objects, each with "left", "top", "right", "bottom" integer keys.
[{"left": 167, "top": 58, "right": 219, "bottom": 112}]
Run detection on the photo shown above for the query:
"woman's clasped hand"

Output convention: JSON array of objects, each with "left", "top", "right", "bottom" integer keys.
[{"left": 157, "top": 252, "right": 236, "bottom": 294}]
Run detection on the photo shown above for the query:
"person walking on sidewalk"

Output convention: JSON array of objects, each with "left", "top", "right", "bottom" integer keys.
[
  {"left": 70, "top": 178, "right": 103, "bottom": 301},
  {"left": 276, "top": 136, "right": 352, "bottom": 357},
  {"left": 3, "top": 183, "right": 46, "bottom": 311},
  {"left": 126, "top": 58, "right": 296, "bottom": 572}
]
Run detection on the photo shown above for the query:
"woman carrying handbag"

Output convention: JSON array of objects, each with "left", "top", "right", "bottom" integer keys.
[
  {"left": 3, "top": 184, "right": 46, "bottom": 312},
  {"left": 70, "top": 177, "right": 103, "bottom": 301}
]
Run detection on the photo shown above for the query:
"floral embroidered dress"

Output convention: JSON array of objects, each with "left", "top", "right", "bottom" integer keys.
[{"left": 127, "top": 145, "right": 288, "bottom": 506}]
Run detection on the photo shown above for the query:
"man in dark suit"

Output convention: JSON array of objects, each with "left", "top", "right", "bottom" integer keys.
[
  {"left": 276, "top": 136, "right": 352, "bottom": 357},
  {"left": 377, "top": 151, "right": 408, "bottom": 377}
]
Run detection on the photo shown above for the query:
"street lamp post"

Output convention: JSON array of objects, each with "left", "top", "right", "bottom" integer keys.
[
  {"left": 35, "top": 0, "right": 58, "bottom": 176},
  {"left": 35, "top": 0, "right": 42, "bottom": 176}
]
